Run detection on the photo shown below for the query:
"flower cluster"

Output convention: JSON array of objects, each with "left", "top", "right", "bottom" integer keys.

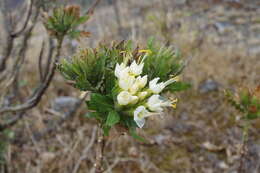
[
  {"left": 115, "top": 60, "right": 178, "bottom": 128},
  {"left": 59, "top": 40, "right": 190, "bottom": 138}
]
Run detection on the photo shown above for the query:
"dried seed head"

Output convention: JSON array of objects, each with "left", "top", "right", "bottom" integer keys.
[{"left": 65, "top": 5, "right": 80, "bottom": 18}]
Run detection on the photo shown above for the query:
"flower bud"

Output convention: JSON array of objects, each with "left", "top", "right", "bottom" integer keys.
[
  {"left": 129, "top": 60, "right": 144, "bottom": 76},
  {"left": 117, "top": 91, "right": 138, "bottom": 106},
  {"left": 115, "top": 63, "right": 126, "bottom": 78}
]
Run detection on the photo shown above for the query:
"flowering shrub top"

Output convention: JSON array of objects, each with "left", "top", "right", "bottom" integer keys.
[
  {"left": 59, "top": 40, "right": 190, "bottom": 138},
  {"left": 42, "top": 5, "right": 90, "bottom": 40}
]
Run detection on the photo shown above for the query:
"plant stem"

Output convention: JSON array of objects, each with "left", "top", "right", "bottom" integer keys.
[
  {"left": 238, "top": 120, "right": 249, "bottom": 173},
  {"left": 94, "top": 126, "right": 106, "bottom": 173}
]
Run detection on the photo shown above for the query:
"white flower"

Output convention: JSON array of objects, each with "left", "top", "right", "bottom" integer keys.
[
  {"left": 118, "top": 68, "right": 135, "bottom": 90},
  {"left": 149, "top": 78, "right": 165, "bottom": 94},
  {"left": 136, "top": 75, "right": 147, "bottom": 89},
  {"left": 129, "top": 75, "right": 148, "bottom": 94},
  {"left": 117, "top": 91, "right": 138, "bottom": 106},
  {"left": 149, "top": 77, "right": 179, "bottom": 94},
  {"left": 147, "top": 95, "right": 172, "bottom": 112},
  {"left": 129, "top": 60, "right": 144, "bottom": 76},
  {"left": 134, "top": 106, "right": 151, "bottom": 128},
  {"left": 115, "top": 63, "right": 126, "bottom": 78},
  {"left": 138, "top": 91, "right": 148, "bottom": 100},
  {"left": 164, "top": 76, "right": 180, "bottom": 86}
]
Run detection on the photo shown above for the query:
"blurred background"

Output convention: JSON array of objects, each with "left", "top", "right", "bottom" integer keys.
[{"left": 0, "top": 0, "right": 259, "bottom": 172}]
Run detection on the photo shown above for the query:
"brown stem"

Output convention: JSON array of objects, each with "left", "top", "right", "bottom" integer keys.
[
  {"left": 10, "top": 0, "right": 34, "bottom": 38},
  {"left": 238, "top": 121, "right": 249, "bottom": 173},
  {"left": 94, "top": 126, "right": 106, "bottom": 173},
  {"left": 0, "top": 37, "right": 63, "bottom": 115}
]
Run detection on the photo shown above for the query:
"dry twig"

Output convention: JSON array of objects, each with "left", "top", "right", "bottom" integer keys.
[{"left": 72, "top": 126, "right": 97, "bottom": 173}]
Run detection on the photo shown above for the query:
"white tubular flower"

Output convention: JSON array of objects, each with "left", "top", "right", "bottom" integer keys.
[
  {"left": 115, "top": 63, "right": 126, "bottom": 78},
  {"left": 136, "top": 75, "right": 147, "bottom": 89},
  {"left": 118, "top": 68, "right": 135, "bottom": 91},
  {"left": 117, "top": 91, "right": 138, "bottom": 106},
  {"left": 147, "top": 95, "right": 172, "bottom": 112},
  {"left": 149, "top": 78, "right": 165, "bottom": 94},
  {"left": 129, "top": 60, "right": 144, "bottom": 76},
  {"left": 149, "top": 76, "right": 179, "bottom": 94},
  {"left": 138, "top": 91, "right": 148, "bottom": 100},
  {"left": 164, "top": 76, "right": 180, "bottom": 86},
  {"left": 129, "top": 75, "right": 148, "bottom": 94},
  {"left": 134, "top": 106, "right": 151, "bottom": 128}
]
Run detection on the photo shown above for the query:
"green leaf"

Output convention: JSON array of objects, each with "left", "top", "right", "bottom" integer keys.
[
  {"left": 246, "top": 113, "right": 258, "bottom": 120},
  {"left": 75, "top": 15, "right": 90, "bottom": 25},
  {"left": 90, "top": 53, "right": 107, "bottom": 86},
  {"left": 68, "top": 30, "right": 81, "bottom": 39},
  {"left": 240, "top": 91, "right": 250, "bottom": 107},
  {"left": 166, "top": 82, "right": 191, "bottom": 92},
  {"left": 104, "top": 70, "right": 116, "bottom": 95},
  {"left": 106, "top": 111, "right": 120, "bottom": 126},
  {"left": 120, "top": 112, "right": 137, "bottom": 128},
  {"left": 143, "top": 41, "right": 183, "bottom": 81},
  {"left": 75, "top": 75, "right": 93, "bottom": 91},
  {"left": 87, "top": 93, "right": 113, "bottom": 113},
  {"left": 85, "top": 112, "right": 103, "bottom": 121},
  {"left": 102, "top": 125, "right": 111, "bottom": 136}
]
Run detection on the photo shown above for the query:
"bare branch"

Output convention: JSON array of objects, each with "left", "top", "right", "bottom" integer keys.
[
  {"left": 86, "top": 0, "right": 102, "bottom": 15},
  {"left": 0, "top": 8, "right": 14, "bottom": 72},
  {"left": 0, "top": 38, "right": 64, "bottom": 115},
  {"left": 0, "top": 4, "right": 40, "bottom": 104},
  {"left": 72, "top": 126, "right": 97, "bottom": 173},
  {"left": 43, "top": 37, "right": 55, "bottom": 81},
  {"left": 0, "top": 112, "right": 24, "bottom": 131},
  {"left": 10, "top": 0, "right": 34, "bottom": 38},
  {"left": 0, "top": 86, "right": 88, "bottom": 133},
  {"left": 38, "top": 41, "right": 46, "bottom": 82}
]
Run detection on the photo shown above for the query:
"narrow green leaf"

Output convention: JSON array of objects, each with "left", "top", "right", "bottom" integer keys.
[
  {"left": 166, "top": 82, "right": 191, "bottom": 92},
  {"left": 104, "top": 70, "right": 116, "bottom": 95},
  {"left": 85, "top": 112, "right": 103, "bottom": 121},
  {"left": 87, "top": 93, "right": 113, "bottom": 113},
  {"left": 246, "top": 113, "right": 258, "bottom": 120},
  {"left": 102, "top": 125, "right": 111, "bottom": 136},
  {"left": 106, "top": 111, "right": 120, "bottom": 126}
]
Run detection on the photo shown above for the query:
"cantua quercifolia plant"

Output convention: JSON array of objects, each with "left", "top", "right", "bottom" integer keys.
[{"left": 58, "top": 39, "right": 190, "bottom": 139}]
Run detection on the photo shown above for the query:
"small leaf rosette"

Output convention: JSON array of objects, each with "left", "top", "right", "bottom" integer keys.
[{"left": 42, "top": 5, "right": 90, "bottom": 39}]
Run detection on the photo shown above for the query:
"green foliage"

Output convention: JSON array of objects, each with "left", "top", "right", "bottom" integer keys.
[
  {"left": 106, "top": 111, "right": 120, "bottom": 126},
  {"left": 143, "top": 39, "right": 184, "bottom": 81},
  {"left": 87, "top": 93, "right": 113, "bottom": 114},
  {"left": 43, "top": 5, "right": 90, "bottom": 40},
  {"left": 59, "top": 42, "right": 131, "bottom": 94},
  {"left": 166, "top": 82, "right": 191, "bottom": 93},
  {"left": 59, "top": 40, "right": 189, "bottom": 138},
  {"left": 226, "top": 86, "right": 260, "bottom": 120}
]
